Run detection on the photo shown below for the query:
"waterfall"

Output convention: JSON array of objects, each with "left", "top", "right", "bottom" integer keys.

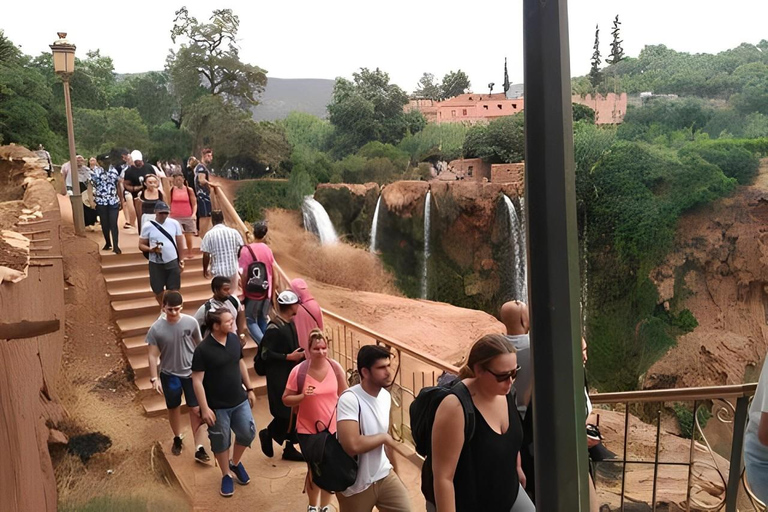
[
  {"left": 518, "top": 195, "right": 528, "bottom": 301},
  {"left": 369, "top": 195, "right": 382, "bottom": 252},
  {"left": 301, "top": 196, "right": 338, "bottom": 245},
  {"left": 421, "top": 190, "right": 431, "bottom": 299},
  {"left": 503, "top": 195, "right": 527, "bottom": 301}
]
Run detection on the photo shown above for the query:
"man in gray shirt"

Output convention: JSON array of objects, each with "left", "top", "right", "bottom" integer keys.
[{"left": 147, "top": 290, "right": 208, "bottom": 463}]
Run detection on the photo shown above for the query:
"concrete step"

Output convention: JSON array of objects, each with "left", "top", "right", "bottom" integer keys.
[
  {"left": 111, "top": 289, "right": 211, "bottom": 319},
  {"left": 102, "top": 258, "right": 204, "bottom": 282},
  {"left": 127, "top": 341, "right": 258, "bottom": 379},
  {"left": 141, "top": 371, "right": 266, "bottom": 417},
  {"left": 101, "top": 247, "right": 202, "bottom": 267},
  {"left": 106, "top": 275, "right": 212, "bottom": 301}
]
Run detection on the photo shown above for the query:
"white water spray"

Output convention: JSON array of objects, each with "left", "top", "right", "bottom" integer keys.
[
  {"left": 302, "top": 196, "right": 338, "bottom": 245},
  {"left": 503, "top": 195, "right": 527, "bottom": 301},
  {"left": 369, "top": 195, "right": 382, "bottom": 252}
]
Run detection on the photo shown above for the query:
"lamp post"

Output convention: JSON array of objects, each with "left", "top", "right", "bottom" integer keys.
[{"left": 50, "top": 32, "right": 85, "bottom": 235}]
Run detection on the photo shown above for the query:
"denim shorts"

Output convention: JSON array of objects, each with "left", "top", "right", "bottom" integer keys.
[
  {"left": 744, "top": 432, "right": 768, "bottom": 503},
  {"left": 208, "top": 399, "right": 256, "bottom": 454},
  {"left": 160, "top": 373, "right": 198, "bottom": 409}
]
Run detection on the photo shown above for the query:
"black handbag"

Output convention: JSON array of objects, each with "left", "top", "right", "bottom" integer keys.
[{"left": 298, "top": 395, "right": 359, "bottom": 493}]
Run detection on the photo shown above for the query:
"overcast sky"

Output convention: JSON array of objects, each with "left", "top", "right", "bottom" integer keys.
[{"left": 4, "top": 1, "right": 767, "bottom": 93}]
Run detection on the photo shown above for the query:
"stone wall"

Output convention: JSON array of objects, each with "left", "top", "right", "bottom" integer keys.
[
  {"left": 0, "top": 146, "right": 65, "bottom": 512},
  {"left": 491, "top": 162, "right": 525, "bottom": 188}
]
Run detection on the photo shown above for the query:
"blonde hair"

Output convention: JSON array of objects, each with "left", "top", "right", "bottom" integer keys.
[
  {"left": 307, "top": 328, "right": 327, "bottom": 350},
  {"left": 458, "top": 334, "right": 516, "bottom": 379}
]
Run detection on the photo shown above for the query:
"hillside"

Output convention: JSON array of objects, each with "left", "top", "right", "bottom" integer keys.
[
  {"left": 646, "top": 158, "right": 768, "bottom": 389},
  {"left": 251, "top": 77, "right": 335, "bottom": 121}
]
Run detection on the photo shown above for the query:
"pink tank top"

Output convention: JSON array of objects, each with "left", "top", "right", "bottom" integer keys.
[{"left": 170, "top": 186, "right": 193, "bottom": 217}]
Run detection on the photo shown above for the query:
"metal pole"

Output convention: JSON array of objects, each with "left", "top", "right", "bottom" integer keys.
[
  {"left": 62, "top": 76, "right": 85, "bottom": 235},
  {"left": 523, "top": 0, "right": 591, "bottom": 510},
  {"left": 725, "top": 396, "right": 749, "bottom": 512}
]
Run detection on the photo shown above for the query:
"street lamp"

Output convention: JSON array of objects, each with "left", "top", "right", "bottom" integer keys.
[{"left": 50, "top": 32, "right": 85, "bottom": 235}]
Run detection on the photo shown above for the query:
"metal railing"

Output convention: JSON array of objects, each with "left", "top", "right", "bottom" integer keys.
[
  {"left": 270, "top": 260, "right": 459, "bottom": 446},
  {"left": 589, "top": 385, "right": 764, "bottom": 512},
  {"left": 216, "top": 182, "right": 766, "bottom": 511}
]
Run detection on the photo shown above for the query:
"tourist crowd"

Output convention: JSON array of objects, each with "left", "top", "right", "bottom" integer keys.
[{"left": 70, "top": 145, "right": 766, "bottom": 510}]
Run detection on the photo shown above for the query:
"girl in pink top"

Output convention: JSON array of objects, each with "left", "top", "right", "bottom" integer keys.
[
  {"left": 169, "top": 171, "right": 197, "bottom": 259},
  {"left": 283, "top": 329, "right": 347, "bottom": 512},
  {"left": 292, "top": 278, "right": 324, "bottom": 351}
]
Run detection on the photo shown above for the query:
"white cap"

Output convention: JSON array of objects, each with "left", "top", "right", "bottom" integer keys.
[
  {"left": 130, "top": 150, "right": 143, "bottom": 162},
  {"left": 277, "top": 290, "right": 299, "bottom": 305}
]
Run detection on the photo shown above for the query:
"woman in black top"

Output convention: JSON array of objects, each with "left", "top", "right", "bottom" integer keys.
[{"left": 429, "top": 334, "right": 535, "bottom": 512}]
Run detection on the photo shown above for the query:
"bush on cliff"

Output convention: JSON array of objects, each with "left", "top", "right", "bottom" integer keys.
[
  {"left": 679, "top": 139, "right": 760, "bottom": 184},
  {"left": 234, "top": 180, "right": 293, "bottom": 222},
  {"left": 584, "top": 141, "right": 736, "bottom": 390}
]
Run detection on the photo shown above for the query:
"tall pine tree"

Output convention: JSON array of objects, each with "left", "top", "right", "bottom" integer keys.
[
  {"left": 589, "top": 25, "right": 602, "bottom": 89},
  {"left": 607, "top": 15, "right": 625, "bottom": 65}
]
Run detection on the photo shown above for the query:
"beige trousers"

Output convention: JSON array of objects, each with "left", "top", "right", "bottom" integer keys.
[{"left": 336, "top": 471, "right": 411, "bottom": 512}]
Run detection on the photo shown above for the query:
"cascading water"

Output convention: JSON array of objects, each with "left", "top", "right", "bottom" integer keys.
[
  {"left": 421, "top": 190, "right": 431, "bottom": 299},
  {"left": 369, "top": 195, "right": 382, "bottom": 252},
  {"left": 517, "top": 195, "right": 528, "bottom": 301},
  {"left": 301, "top": 196, "right": 338, "bottom": 245},
  {"left": 503, "top": 195, "right": 527, "bottom": 301}
]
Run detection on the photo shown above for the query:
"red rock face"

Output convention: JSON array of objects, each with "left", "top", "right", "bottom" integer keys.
[{"left": 647, "top": 158, "right": 768, "bottom": 389}]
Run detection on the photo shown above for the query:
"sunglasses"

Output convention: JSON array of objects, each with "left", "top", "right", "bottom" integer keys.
[{"left": 485, "top": 365, "right": 521, "bottom": 382}]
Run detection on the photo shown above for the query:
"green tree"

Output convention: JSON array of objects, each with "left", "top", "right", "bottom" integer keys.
[
  {"left": 168, "top": 7, "right": 267, "bottom": 114},
  {"left": 730, "top": 62, "right": 768, "bottom": 115},
  {"left": 589, "top": 25, "right": 603, "bottom": 89},
  {"left": 0, "top": 44, "right": 65, "bottom": 158},
  {"left": 73, "top": 107, "right": 150, "bottom": 156},
  {"left": 328, "top": 67, "right": 420, "bottom": 155},
  {"left": 414, "top": 72, "right": 441, "bottom": 100},
  {"left": 280, "top": 111, "right": 334, "bottom": 151},
  {"left": 440, "top": 70, "right": 471, "bottom": 99},
  {"left": 573, "top": 103, "right": 596, "bottom": 123},
  {"left": 116, "top": 72, "right": 176, "bottom": 128},
  {"left": 182, "top": 95, "right": 290, "bottom": 174},
  {"left": 463, "top": 114, "right": 525, "bottom": 163},
  {"left": 606, "top": 15, "right": 625, "bottom": 65}
]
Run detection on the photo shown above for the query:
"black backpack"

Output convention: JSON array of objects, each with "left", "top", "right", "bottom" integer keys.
[
  {"left": 240, "top": 244, "right": 269, "bottom": 299},
  {"left": 199, "top": 296, "right": 239, "bottom": 335},
  {"left": 253, "top": 323, "right": 279, "bottom": 376},
  {"left": 410, "top": 375, "right": 475, "bottom": 458},
  {"left": 299, "top": 391, "right": 360, "bottom": 493}
]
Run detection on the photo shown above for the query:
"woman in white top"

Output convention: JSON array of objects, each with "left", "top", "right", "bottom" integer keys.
[{"left": 745, "top": 355, "right": 768, "bottom": 503}]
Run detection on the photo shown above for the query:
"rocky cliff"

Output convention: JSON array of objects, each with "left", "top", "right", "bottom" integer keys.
[
  {"left": 647, "top": 159, "right": 768, "bottom": 388},
  {"left": 315, "top": 180, "right": 522, "bottom": 313}
]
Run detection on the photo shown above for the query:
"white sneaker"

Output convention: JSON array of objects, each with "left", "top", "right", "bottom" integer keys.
[{"left": 308, "top": 507, "right": 319, "bottom": 512}]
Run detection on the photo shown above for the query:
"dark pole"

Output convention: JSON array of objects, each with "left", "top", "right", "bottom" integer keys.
[{"left": 523, "top": 0, "right": 591, "bottom": 510}]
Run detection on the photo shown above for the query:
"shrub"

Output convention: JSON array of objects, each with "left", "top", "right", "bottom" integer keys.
[
  {"left": 680, "top": 139, "right": 760, "bottom": 184},
  {"left": 234, "top": 180, "right": 294, "bottom": 222},
  {"left": 673, "top": 403, "right": 712, "bottom": 439}
]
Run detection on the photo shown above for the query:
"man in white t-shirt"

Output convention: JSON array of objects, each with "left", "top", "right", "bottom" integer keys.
[
  {"left": 745, "top": 353, "right": 768, "bottom": 502},
  {"left": 139, "top": 201, "right": 186, "bottom": 305},
  {"left": 337, "top": 345, "right": 411, "bottom": 512}
]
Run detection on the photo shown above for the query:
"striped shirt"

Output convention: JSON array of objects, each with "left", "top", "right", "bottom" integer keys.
[{"left": 201, "top": 224, "right": 244, "bottom": 278}]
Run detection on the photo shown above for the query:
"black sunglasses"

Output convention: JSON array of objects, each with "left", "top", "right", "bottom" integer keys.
[{"left": 485, "top": 365, "right": 521, "bottom": 382}]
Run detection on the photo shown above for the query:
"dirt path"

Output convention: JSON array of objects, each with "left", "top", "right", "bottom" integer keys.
[{"left": 55, "top": 224, "right": 188, "bottom": 510}]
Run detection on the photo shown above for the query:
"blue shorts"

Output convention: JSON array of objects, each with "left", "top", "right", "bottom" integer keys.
[
  {"left": 197, "top": 194, "right": 212, "bottom": 217},
  {"left": 745, "top": 432, "right": 768, "bottom": 503},
  {"left": 208, "top": 399, "right": 256, "bottom": 454},
  {"left": 160, "top": 373, "right": 198, "bottom": 409}
]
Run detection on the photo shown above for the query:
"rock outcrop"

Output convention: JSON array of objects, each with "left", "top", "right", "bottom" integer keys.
[
  {"left": 315, "top": 181, "right": 523, "bottom": 313},
  {"left": 647, "top": 159, "right": 768, "bottom": 388},
  {"left": 0, "top": 145, "right": 66, "bottom": 512}
]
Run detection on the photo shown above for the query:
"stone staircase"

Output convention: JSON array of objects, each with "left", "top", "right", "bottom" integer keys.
[{"left": 100, "top": 235, "right": 265, "bottom": 417}]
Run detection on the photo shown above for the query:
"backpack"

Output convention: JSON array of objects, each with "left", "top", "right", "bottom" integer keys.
[
  {"left": 298, "top": 390, "right": 360, "bottom": 493},
  {"left": 254, "top": 323, "right": 279, "bottom": 376},
  {"left": 199, "top": 296, "right": 239, "bottom": 335},
  {"left": 410, "top": 374, "right": 475, "bottom": 458},
  {"left": 241, "top": 245, "right": 269, "bottom": 299}
]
